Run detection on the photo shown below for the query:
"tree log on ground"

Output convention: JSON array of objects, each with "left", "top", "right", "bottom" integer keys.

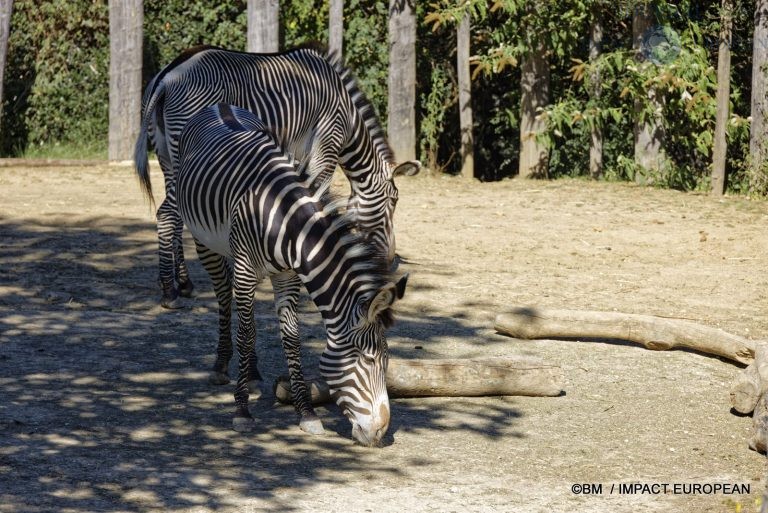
[
  {"left": 274, "top": 356, "right": 564, "bottom": 405},
  {"left": 494, "top": 307, "right": 756, "bottom": 366},
  {"left": 730, "top": 342, "right": 768, "bottom": 414}
]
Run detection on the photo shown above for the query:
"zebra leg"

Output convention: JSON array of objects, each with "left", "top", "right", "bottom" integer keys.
[
  {"left": 231, "top": 261, "right": 261, "bottom": 433},
  {"left": 173, "top": 216, "right": 195, "bottom": 298},
  {"left": 156, "top": 187, "right": 182, "bottom": 309},
  {"left": 271, "top": 272, "right": 324, "bottom": 435},
  {"left": 193, "top": 240, "right": 236, "bottom": 386}
]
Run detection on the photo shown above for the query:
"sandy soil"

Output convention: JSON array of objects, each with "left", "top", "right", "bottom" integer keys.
[{"left": 1, "top": 163, "right": 767, "bottom": 513}]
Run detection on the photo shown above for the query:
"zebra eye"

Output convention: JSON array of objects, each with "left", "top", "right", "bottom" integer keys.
[{"left": 361, "top": 353, "right": 376, "bottom": 365}]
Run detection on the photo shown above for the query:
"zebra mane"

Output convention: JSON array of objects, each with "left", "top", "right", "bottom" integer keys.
[
  {"left": 314, "top": 186, "right": 397, "bottom": 328},
  {"left": 315, "top": 45, "right": 397, "bottom": 166}
]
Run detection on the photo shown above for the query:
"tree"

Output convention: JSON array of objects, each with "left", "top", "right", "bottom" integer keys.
[
  {"left": 387, "top": 0, "right": 416, "bottom": 162},
  {"left": 0, "top": 0, "right": 11, "bottom": 134},
  {"left": 632, "top": 2, "right": 666, "bottom": 182},
  {"left": 457, "top": 12, "right": 473, "bottom": 179},
  {"left": 518, "top": 4, "right": 549, "bottom": 179},
  {"left": 247, "top": 0, "right": 279, "bottom": 53},
  {"left": 588, "top": 11, "right": 603, "bottom": 179},
  {"left": 329, "top": 0, "right": 343, "bottom": 58},
  {"left": 750, "top": 0, "right": 768, "bottom": 193},
  {"left": 108, "top": 0, "right": 142, "bottom": 162},
  {"left": 711, "top": 0, "right": 733, "bottom": 196}
]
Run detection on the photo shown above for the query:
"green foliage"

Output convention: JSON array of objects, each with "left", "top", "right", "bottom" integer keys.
[{"left": 2, "top": 0, "right": 110, "bottom": 156}]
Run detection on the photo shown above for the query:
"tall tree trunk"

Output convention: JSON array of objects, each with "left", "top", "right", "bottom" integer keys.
[
  {"left": 750, "top": 0, "right": 768, "bottom": 194},
  {"left": 588, "top": 13, "right": 603, "bottom": 179},
  {"left": 518, "top": 20, "right": 549, "bottom": 179},
  {"left": 0, "top": 0, "right": 11, "bottom": 136},
  {"left": 387, "top": 0, "right": 416, "bottom": 162},
  {"left": 247, "top": 0, "right": 279, "bottom": 53},
  {"left": 108, "top": 0, "right": 142, "bottom": 162},
  {"left": 457, "top": 13, "right": 473, "bottom": 179},
  {"left": 329, "top": 0, "right": 343, "bottom": 59},
  {"left": 711, "top": 0, "right": 733, "bottom": 196},
  {"left": 632, "top": 2, "right": 666, "bottom": 182}
]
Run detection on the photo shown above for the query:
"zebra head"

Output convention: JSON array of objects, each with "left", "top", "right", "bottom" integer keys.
[
  {"left": 347, "top": 161, "right": 421, "bottom": 268},
  {"left": 320, "top": 274, "right": 408, "bottom": 447}
]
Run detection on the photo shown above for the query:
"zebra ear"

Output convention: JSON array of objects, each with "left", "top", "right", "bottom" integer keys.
[
  {"left": 391, "top": 160, "right": 421, "bottom": 178},
  {"left": 364, "top": 274, "right": 408, "bottom": 324}
]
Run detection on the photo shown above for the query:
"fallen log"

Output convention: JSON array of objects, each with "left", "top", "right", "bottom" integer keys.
[
  {"left": 494, "top": 307, "right": 756, "bottom": 366},
  {"left": 730, "top": 342, "right": 768, "bottom": 414},
  {"left": 274, "top": 356, "right": 564, "bottom": 405}
]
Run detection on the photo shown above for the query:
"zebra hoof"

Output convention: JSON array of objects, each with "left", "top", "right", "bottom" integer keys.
[
  {"left": 300, "top": 416, "right": 325, "bottom": 435},
  {"left": 160, "top": 290, "right": 183, "bottom": 309},
  {"left": 247, "top": 380, "right": 264, "bottom": 399},
  {"left": 232, "top": 416, "right": 255, "bottom": 433},
  {"left": 208, "top": 371, "right": 230, "bottom": 385},
  {"left": 178, "top": 279, "right": 195, "bottom": 298}
]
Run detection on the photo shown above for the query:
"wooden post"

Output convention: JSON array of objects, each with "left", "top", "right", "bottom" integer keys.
[
  {"left": 457, "top": 13, "right": 474, "bottom": 179},
  {"left": 588, "top": 13, "right": 603, "bottom": 179},
  {"left": 329, "top": 0, "right": 343, "bottom": 58},
  {"left": 387, "top": 0, "right": 416, "bottom": 162},
  {"left": 711, "top": 0, "right": 733, "bottom": 196},
  {"left": 0, "top": 0, "right": 12, "bottom": 135},
  {"left": 247, "top": 0, "right": 279, "bottom": 53},
  {"left": 632, "top": 3, "right": 666, "bottom": 182},
  {"left": 108, "top": 0, "right": 143, "bottom": 162},
  {"left": 518, "top": 5, "right": 549, "bottom": 179},
  {"left": 749, "top": 0, "right": 768, "bottom": 193}
]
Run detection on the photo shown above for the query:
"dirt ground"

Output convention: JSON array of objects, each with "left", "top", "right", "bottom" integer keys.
[{"left": 1, "top": 162, "right": 767, "bottom": 513}]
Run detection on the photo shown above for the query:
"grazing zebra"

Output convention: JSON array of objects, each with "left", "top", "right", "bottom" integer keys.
[
  {"left": 135, "top": 44, "right": 420, "bottom": 308},
  {"left": 176, "top": 103, "right": 407, "bottom": 447}
]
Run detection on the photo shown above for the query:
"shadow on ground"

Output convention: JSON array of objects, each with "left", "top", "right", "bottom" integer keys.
[{"left": 0, "top": 215, "right": 524, "bottom": 512}]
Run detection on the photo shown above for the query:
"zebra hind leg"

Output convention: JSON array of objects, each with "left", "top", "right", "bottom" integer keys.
[
  {"left": 174, "top": 217, "right": 195, "bottom": 298},
  {"left": 194, "top": 240, "right": 235, "bottom": 386},
  {"left": 271, "top": 273, "right": 324, "bottom": 435},
  {"left": 156, "top": 192, "right": 182, "bottom": 308}
]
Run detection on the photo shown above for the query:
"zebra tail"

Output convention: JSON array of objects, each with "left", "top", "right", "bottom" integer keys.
[{"left": 134, "top": 79, "right": 166, "bottom": 209}]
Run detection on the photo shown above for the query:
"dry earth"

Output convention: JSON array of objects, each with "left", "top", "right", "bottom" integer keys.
[{"left": 1, "top": 162, "right": 767, "bottom": 512}]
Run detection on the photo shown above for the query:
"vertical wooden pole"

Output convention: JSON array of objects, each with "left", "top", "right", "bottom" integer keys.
[
  {"left": 108, "top": 0, "right": 143, "bottom": 162},
  {"left": 247, "top": 0, "right": 279, "bottom": 53},
  {"left": 0, "top": 0, "right": 12, "bottom": 135},
  {"left": 388, "top": 0, "right": 416, "bottom": 162},
  {"left": 588, "top": 13, "right": 603, "bottom": 180},
  {"left": 518, "top": 15, "right": 549, "bottom": 179},
  {"left": 632, "top": 3, "right": 666, "bottom": 182},
  {"left": 749, "top": 0, "right": 768, "bottom": 193},
  {"left": 329, "top": 0, "right": 344, "bottom": 59},
  {"left": 711, "top": 0, "right": 733, "bottom": 196},
  {"left": 457, "top": 13, "right": 473, "bottom": 179}
]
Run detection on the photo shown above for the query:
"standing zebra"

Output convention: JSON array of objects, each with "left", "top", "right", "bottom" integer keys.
[
  {"left": 176, "top": 103, "right": 406, "bottom": 447},
  {"left": 135, "top": 44, "right": 420, "bottom": 308}
]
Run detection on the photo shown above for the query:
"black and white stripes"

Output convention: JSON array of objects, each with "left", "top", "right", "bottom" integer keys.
[
  {"left": 177, "top": 104, "right": 406, "bottom": 446},
  {"left": 135, "top": 45, "right": 420, "bottom": 308}
]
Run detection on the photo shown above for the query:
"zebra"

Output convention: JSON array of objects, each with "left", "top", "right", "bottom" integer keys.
[
  {"left": 176, "top": 103, "right": 407, "bottom": 447},
  {"left": 135, "top": 44, "right": 421, "bottom": 309}
]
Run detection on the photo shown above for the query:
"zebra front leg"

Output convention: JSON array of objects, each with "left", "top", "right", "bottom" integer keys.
[
  {"left": 231, "top": 262, "right": 261, "bottom": 432},
  {"left": 156, "top": 195, "right": 182, "bottom": 309},
  {"left": 193, "top": 240, "right": 235, "bottom": 386},
  {"left": 271, "top": 273, "right": 324, "bottom": 435}
]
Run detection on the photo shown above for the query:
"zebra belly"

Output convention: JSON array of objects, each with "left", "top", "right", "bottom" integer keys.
[{"left": 186, "top": 220, "right": 232, "bottom": 258}]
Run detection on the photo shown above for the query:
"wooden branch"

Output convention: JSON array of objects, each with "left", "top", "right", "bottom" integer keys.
[
  {"left": 274, "top": 356, "right": 564, "bottom": 405},
  {"left": 494, "top": 308, "right": 756, "bottom": 366}
]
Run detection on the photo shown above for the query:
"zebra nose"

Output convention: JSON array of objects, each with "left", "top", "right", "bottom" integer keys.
[{"left": 378, "top": 403, "right": 390, "bottom": 433}]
